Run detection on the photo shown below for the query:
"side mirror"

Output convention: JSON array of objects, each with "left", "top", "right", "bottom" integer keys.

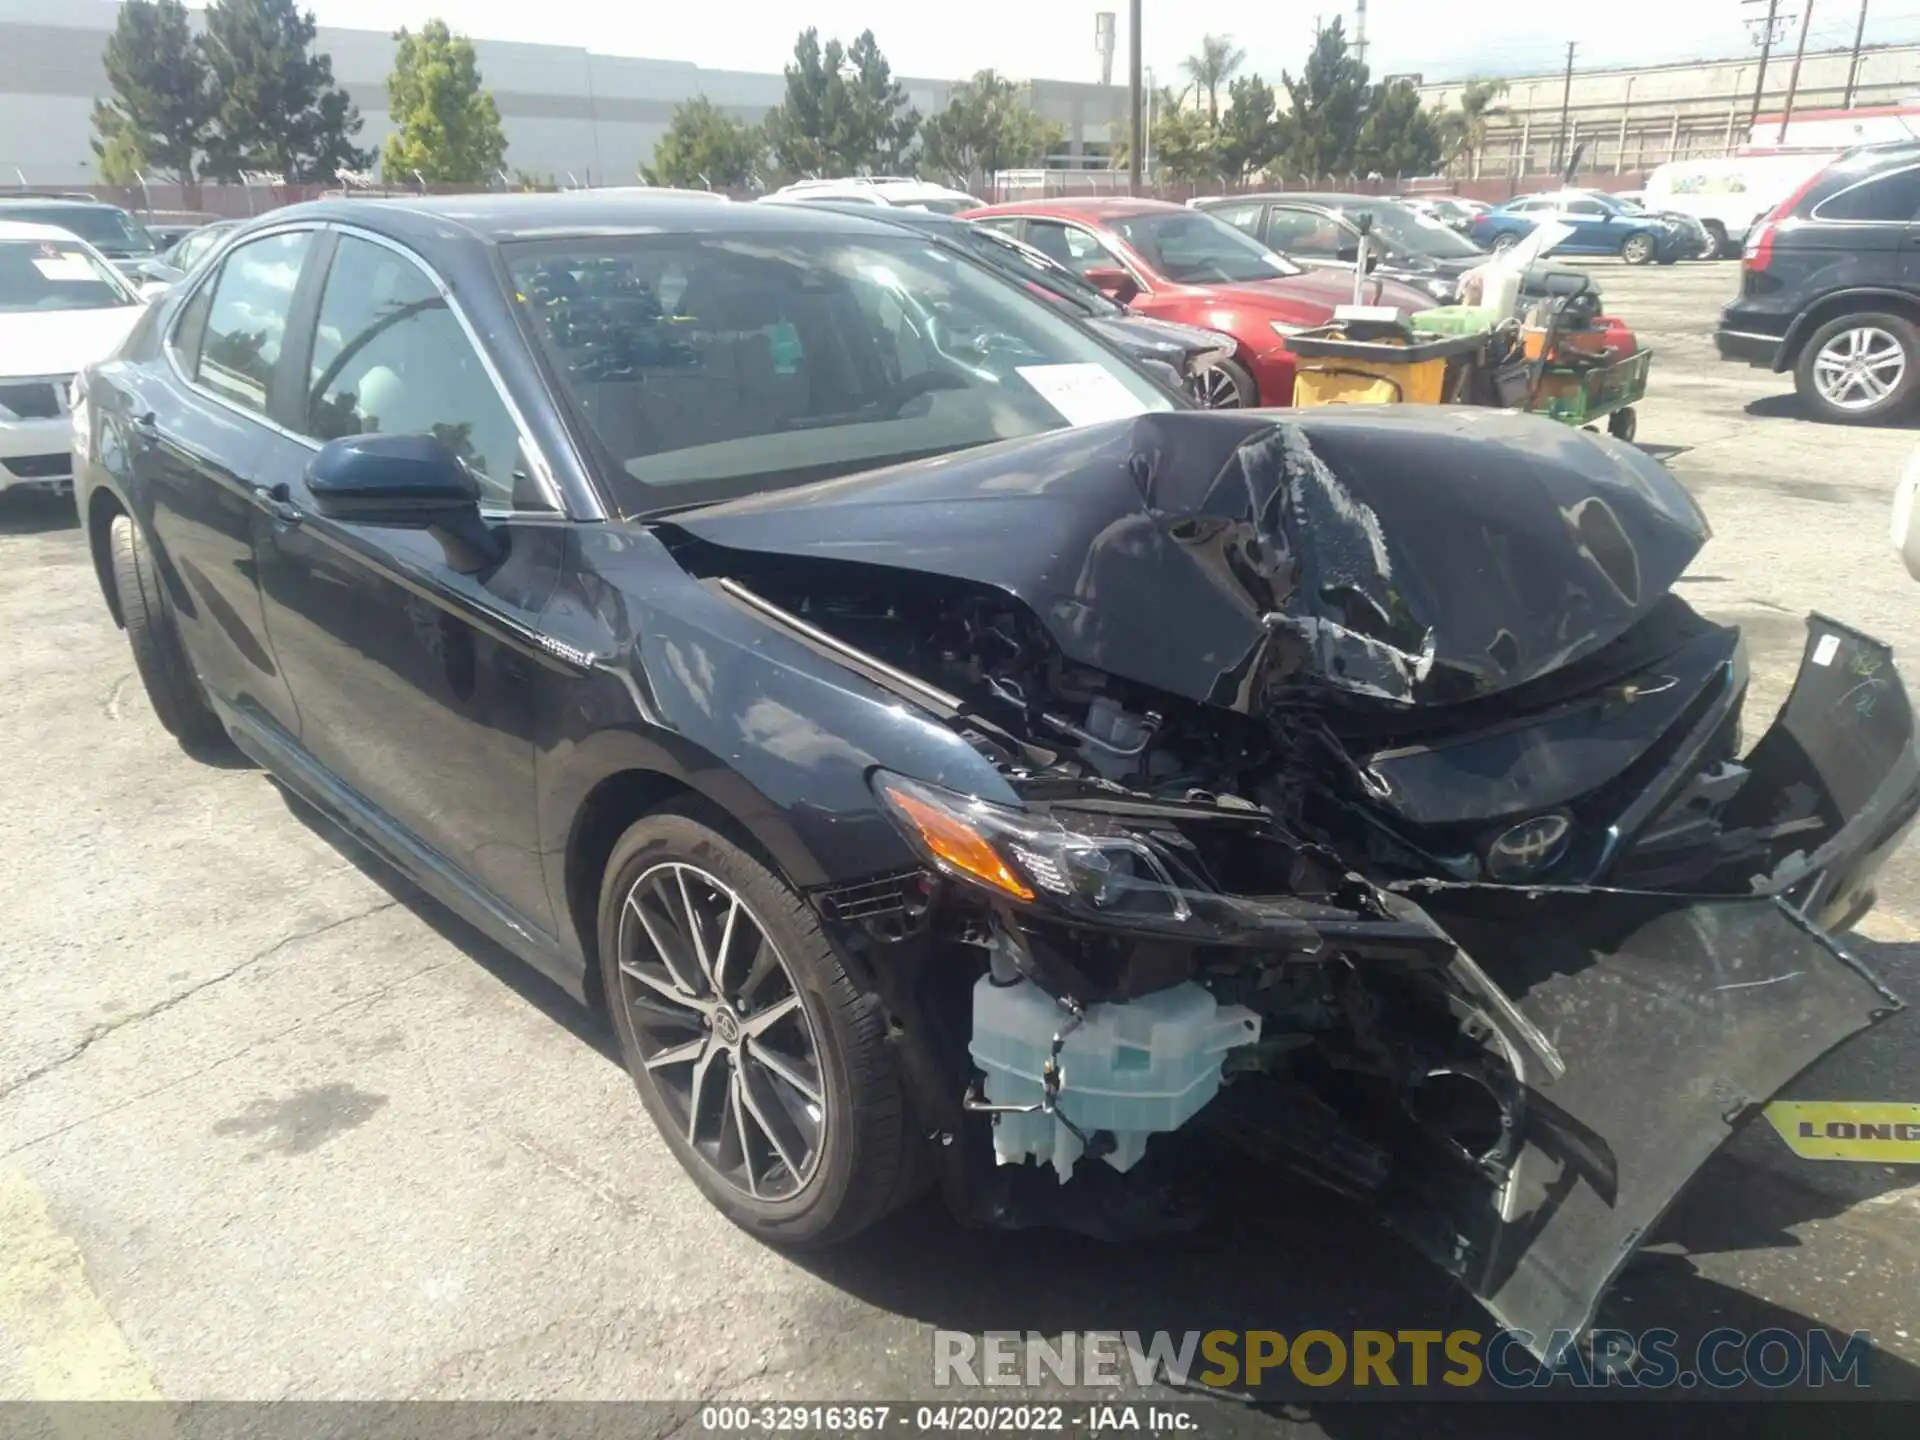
[
  {"left": 1082, "top": 265, "right": 1140, "bottom": 305},
  {"left": 1336, "top": 242, "right": 1361, "bottom": 263},
  {"left": 137, "top": 280, "right": 171, "bottom": 303},
  {"left": 307, "top": 433, "right": 502, "bottom": 571}
]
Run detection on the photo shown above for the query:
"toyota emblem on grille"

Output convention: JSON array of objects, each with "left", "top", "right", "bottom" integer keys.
[{"left": 1486, "top": 813, "right": 1572, "bottom": 879}]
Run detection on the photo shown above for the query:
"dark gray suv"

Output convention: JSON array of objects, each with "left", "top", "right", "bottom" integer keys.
[{"left": 1716, "top": 141, "right": 1920, "bottom": 424}]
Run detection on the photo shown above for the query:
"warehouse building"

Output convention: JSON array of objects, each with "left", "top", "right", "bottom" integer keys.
[{"left": 0, "top": 0, "right": 1129, "bottom": 188}]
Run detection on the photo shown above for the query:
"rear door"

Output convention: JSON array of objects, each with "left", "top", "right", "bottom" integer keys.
[{"left": 138, "top": 227, "right": 318, "bottom": 730}]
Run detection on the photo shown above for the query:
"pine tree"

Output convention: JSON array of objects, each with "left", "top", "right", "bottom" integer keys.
[
  {"left": 201, "top": 0, "right": 371, "bottom": 183},
  {"left": 90, "top": 0, "right": 210, "bottom": 186}
]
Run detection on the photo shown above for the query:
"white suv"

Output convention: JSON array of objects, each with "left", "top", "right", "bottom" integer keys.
[{"left": 763, "top": 177, "right": 980, "bottom": 215}]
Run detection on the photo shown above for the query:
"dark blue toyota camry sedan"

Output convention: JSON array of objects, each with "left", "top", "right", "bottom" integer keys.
[{"left": 71, "top": 193, "right": 1919, "bottom": 1366}]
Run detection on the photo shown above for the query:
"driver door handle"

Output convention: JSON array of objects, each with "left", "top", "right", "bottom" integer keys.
[{"left": 252, "top": 480, "right": 303, "bottom": 527}]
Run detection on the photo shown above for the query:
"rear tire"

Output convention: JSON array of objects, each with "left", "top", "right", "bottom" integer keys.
[
  {"left": 597, "top": 813, "right": 915, "bottom": 1248},
  {"left": 1793, "top": 311, "right": 1920, "bottom": 425},
  {"left": 107, "top": 512, "right": 227, "bottom": 751}
]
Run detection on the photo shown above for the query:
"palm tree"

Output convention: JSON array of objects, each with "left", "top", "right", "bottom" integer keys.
[
  {"left": 1444, "top": 78, "right": 1509, "bottom": 177},
  {"left": 1182, "top": 34, "right": 1247, "bottom": 125}
]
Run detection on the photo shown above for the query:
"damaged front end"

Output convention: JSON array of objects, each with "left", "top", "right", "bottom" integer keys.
[{"left": 666, "top": 409, "right": 1915, "bottom": 1363}]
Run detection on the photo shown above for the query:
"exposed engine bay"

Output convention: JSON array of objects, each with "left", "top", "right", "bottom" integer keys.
[{"left": 664, "top": 408, "right": 1916, "bottom": 1363}]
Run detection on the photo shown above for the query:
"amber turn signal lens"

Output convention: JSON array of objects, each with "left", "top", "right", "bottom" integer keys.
[{"left": 879, "top": 784, "right": 1036, "bottom": 903}]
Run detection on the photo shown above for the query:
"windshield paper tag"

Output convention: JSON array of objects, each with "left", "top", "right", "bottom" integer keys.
[
  {"left": 1016, "top": 363, "right": 1149, "bottom": 428},
  {"left": 1812, "top": 634, "right": 1841, "bottom": 667},
  {"left": 32, "top": 256, "right": 96, "bottom": 281}
]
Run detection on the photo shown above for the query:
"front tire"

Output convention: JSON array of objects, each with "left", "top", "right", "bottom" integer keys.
[
  {"left": 1794, "top": 312, "right": 1920, "bottom": 425},
  {"left": 1191, "top": 356, "right": 1257, "bottom": 408},
  {"left": 1702, "top": 220, "right": 1730, "bottom": 258},
  {"left": 107, "top": 512, "right": 227, "bottom": 750},
  {"left": 597, "top": 813, "right": 913, "bottom": 1248},
  {"left": 1622, "top": 233, "right": 1657, "bottom": 265}
]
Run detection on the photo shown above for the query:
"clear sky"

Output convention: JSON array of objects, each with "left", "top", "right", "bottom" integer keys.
[{"left": 295, "top": 0, "right": 1919, "bottom": 85}]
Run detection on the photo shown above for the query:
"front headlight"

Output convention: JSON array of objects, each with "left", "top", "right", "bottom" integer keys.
[{"left": 872, "top": 771, "right": 1193, "bottom": 921}]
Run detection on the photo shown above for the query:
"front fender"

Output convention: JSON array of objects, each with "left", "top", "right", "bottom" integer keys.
[{"left": 535, "top": 525, "right": 1014, "bottom": 933}]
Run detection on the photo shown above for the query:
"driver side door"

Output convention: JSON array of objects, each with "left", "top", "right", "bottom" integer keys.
[{"left": 247, "top": 229, "right": 568, "bottom": 937}]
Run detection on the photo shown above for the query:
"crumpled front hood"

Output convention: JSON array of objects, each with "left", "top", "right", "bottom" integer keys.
[{"left": 667, "top": 408, "right": 1710, "bottom": 710}]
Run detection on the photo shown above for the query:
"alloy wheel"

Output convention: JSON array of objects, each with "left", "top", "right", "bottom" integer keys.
[
  {"left": 615, "top": 862, "right": 826, "bottom": 1201},
  {"left": 1623, "top": 234, "right": 1656, "bottom": 264},
  {"left": 1192, "top": 364, "right": 1245, "bottom": 408},
  {"left": 1812, "top": 326, "right": 1908, "bottom": 411}
]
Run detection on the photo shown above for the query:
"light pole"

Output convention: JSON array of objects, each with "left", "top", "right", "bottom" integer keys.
[{"left": 1127, "top": 0, "right": 1142, "bottom": 195}]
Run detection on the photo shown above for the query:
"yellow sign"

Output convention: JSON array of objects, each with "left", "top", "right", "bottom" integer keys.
[{"left": 1765, "top": 1101, "right": 1920, "bottom": 1161}]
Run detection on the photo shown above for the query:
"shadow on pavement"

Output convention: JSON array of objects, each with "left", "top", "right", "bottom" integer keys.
[
  {"left": 267, "top": 777, "right": 622, "bottom": 1069},
  {"left": 0, "top": 488, "right": 80, "bottom": 533},
  {"left": 1745, "top": 393, "right": 1920, "bottom": 429}
]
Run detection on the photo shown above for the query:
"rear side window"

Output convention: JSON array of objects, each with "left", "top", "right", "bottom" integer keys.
[
  {"left": 195, "top": 231, "right": 314, "bottom": 416},
  {"left": 1815, "top": 165, "right": 1920, "bottom": 222}
]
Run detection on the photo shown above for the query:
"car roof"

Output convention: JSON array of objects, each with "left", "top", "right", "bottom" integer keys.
[
  {"left": 1203, "top": 192, "right": 1409, "bottom": 209},
  {"left": 227, "top": 191, "right": 919, "bottom": 261},
  {"left": 0, "top": 196, "right": 127, "bottom": 212},
  {"left": 963, "top": 196, "right": 1184, "bottom": 220},
  {"left": 0, "top": 218, "right": 100, "bottom": 242}
]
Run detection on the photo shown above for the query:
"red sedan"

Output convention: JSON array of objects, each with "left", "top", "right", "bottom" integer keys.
[{"left": 961, "top": 197, "right": 1435, "bottom": 408}]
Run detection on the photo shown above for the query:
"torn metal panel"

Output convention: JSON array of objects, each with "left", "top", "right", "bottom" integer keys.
[{"left": 664, "top": 407, "right": 1710, "bottom": 711}]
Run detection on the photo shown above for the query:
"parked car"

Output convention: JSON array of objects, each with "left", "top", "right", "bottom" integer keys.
[
  {"left": 1644, "top": 152, "right": 1839, "bottom": 258},
  {"left": 1399, "top": 194, "right": 1487, "bottom": 233},
  {"left": 1600, "top": 190, "right": 1718, "bottom": 259},
  {"left": 1716, "top": 141, "right": 1920, "bottom": 424},
  {"left": 134, "top": 219, "right": 239, "bottom": 287},
  {"left": 1190, "top": 192, "right": 1490, "bottom": 303},
  {"left": 73, "top": 192, "right": 1917, "bottom": 1368},
  {"left": 1469, "top": 190, "right": 1691, "bottom": 264},
  {"left": 0, "top": 197, "right": 161, "bottom": 277},
  {"left": 764, "top": 176, "right": 980, "bottom": 214},
  {"left": 0, "top": 220, "right": 152, "bottom": 494},
  {"left": 960, "top": 197, "right": 1433, "bottom": 407},
  {"left": 766, "top": 199, "right": 1237, "bottom": 404}
]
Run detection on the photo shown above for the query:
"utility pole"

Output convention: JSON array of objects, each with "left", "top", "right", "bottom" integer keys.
[
  {"left": 1553, "top": 42, "right": 1577, "bottom": 177},
  {"left": 1354, "top": 0, "right": 1369, "bottom": 69},
  {"left": 1779, "top": 1, "right": 1816, "bottom": 142},
  {"left": 1745, "top": 0, "right": 1782, "bottom": 137},
  {"left": 1844, "top": 0, "right": 1871, "bottom": 108},
  {"left": 1127, "top": 0, "right": 1142, "bottom": 194}
]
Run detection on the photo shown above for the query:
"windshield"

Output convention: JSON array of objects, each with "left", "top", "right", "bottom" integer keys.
[
  {"left": 957, "top": 227, "right": 1122, "bottom": 318},
  {"left": 1, "top": 206, "right": 156, "bottom": 256},
  {"left": 0, "top": 237, "right": 138, "bottom": 312},
  {"left": 1332, "top": 201, "right": 1482, "bottom": 259},
  {"left": 508, "top": 232, "right": 1173, "bottom": 515},
  {"left": 1107, "top": 210, "right": 1302, "bottom": 284}
]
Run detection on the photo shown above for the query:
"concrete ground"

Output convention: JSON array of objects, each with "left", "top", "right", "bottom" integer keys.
[{"left": 4, "top": 257, "right": 1920, "bottom": 1431}]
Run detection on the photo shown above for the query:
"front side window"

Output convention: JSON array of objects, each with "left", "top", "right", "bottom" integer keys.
[
  {"left": 1208, "top": 203, "right": 1267, "bottom": 239},
  {"left": 1019, "top": 219, "right": 1112, "bottom": 276},
  {"left": 1265, "top": 208, "right": 1347, "bottom": 258},
  {"left": 507, "top": 231, "right": 1173, "bottom": 515},
  {"left": 1566, "top": 198, "right": 1607, "bottom": 216},
  {"left": 0, "top": 237, "right": 138, "bottom": 313},
  {"left": 196, "top": 230, "right": 314, "bottom": 415},
  {"left": 1337, "top": 203, "right": 1482, "bottom": 258},
  {"left": 303, "top": 235, "right": 530, "bottom": 508},
  {"left": 1107, "top": 210, "right": 1302, "bottom": 283}
]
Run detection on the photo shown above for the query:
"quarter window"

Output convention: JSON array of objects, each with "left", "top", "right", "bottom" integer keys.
[
  {"left": 1815, "top": 166, "right": 1920, "bottom": 223},
  {"left": 302, "top": 235, "right": 532, "bottom": 509},
  {"left": 195, "top": 231, "right": 313, "bottom": 416}
]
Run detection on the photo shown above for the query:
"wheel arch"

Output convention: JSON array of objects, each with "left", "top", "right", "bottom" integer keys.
[{"left": 1780, "top": 290, "right": 1920, "bottom": 373}]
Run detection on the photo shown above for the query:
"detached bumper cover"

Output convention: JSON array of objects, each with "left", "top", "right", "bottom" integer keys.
[{"left": 1390, "top": 613, "right": 1916, "bottom": 1362}]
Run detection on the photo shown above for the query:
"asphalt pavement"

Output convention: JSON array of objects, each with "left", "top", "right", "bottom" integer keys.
[{"left": 2, "top": 257, "right": 1918, "bottom": 1435}]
